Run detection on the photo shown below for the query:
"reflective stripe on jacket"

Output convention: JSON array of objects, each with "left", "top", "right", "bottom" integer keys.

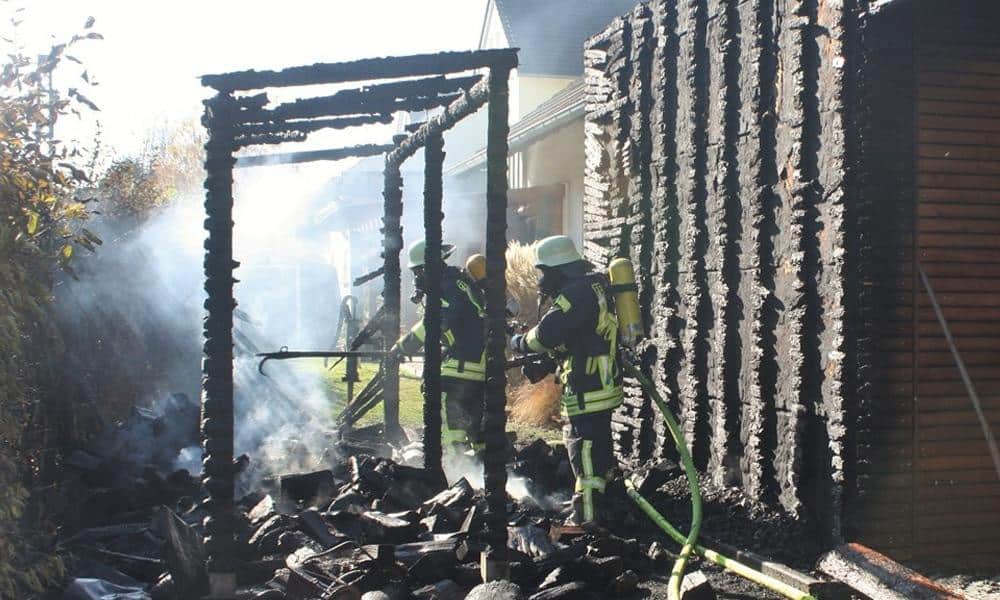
[
  {"left": 397, "top": 267, "right": 487, "bottom": 382},
  {"left": 524, "top": 273, "right": 623, "bottom": 416}
]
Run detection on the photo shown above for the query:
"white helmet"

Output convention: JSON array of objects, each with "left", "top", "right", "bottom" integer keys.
[
  {"left": 407, "top": 239, "right": 455, "bottom": 269},
  {"left": 534, "top": 235, "right": 583, "bottom": 268}
]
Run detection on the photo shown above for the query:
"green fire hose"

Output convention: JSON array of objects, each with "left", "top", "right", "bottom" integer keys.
[
  {"left": 620, "top": 356, "right": 701, "bottom": 600},
  {"left": 620, "top": 356, "right": 817, "bottom": 600}
]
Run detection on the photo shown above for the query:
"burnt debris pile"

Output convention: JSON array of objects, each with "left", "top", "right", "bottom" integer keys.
[
  {"left": 51, "top": 392, "right": 833, "bottom": 600},
  {"left": 56, "top": 432, "right": 678, "bottom": 600}
]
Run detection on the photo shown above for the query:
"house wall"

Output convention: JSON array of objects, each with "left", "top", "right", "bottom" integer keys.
[
  {"left": 517, "top": 75, "right": 577, "bottom": 118},
  {"left": 522, "top": 119, "right": 586, "bottom": 248},
  {"left": 583, "top": 0, "right": 859, "bottom": 543}
]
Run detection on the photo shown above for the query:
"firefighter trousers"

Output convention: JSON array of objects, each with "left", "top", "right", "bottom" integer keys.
[
  {"left": 563, "top": 409, "right": 615, "bottom": 524},
  {"left": 440, "top": 377, "right": 485, "bottom": 454}
]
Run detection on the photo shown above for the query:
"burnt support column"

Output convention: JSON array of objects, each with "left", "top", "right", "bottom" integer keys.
[
  {"left": 382, "top": 156, "right": 404, "bottom": 443},
  {"left": 481, "top": 66, "right": 512, "bottom": 579},
  {"left": 422, "top": 132, "right": 445, "bottom": 479},
  {"left": 201, "top": 93, "right": 239, "bottom": 598}
]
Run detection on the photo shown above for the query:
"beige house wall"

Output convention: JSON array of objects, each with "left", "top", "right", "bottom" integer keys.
[{"left": 522, "top": 118, "right": 585, "bottom": 248}]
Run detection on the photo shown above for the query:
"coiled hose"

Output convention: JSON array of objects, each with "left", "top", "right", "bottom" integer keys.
[{"left": 620, "top": 355, "right": 817, "bottom": 600}]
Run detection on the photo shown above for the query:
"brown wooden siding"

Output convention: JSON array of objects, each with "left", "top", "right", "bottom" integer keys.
[{"left": 910, "top": 1, "right": 1000, "bottom": 560}]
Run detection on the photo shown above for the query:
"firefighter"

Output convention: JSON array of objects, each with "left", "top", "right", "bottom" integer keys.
[
  {"left": 509, "top": 235, "right": 624, "bottom": 527},
  {"left": 393, "top": 239, "right": 487, "bottom": 455}
]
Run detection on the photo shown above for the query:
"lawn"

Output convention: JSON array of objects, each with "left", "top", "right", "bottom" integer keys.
[{"left": 318, "top": 359, "right": 563, "bottom": 444}]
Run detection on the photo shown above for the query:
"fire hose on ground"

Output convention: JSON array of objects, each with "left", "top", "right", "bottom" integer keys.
[{"left": 620, "top": 355, "right": 817, "bottom": 600}]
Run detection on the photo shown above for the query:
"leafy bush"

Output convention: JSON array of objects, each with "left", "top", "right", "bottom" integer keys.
[{"left": 0, "top": 15, "right": 101, "bottom": 597}]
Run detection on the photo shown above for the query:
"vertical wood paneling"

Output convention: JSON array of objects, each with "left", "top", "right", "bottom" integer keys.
[
  {"left": 851, "top": 0, "right": 917, "bottom": 560},
  {"left": 736, "top": 0, "right": 780, "bottom": 500},
  {"left": 704, "top": 0, "right": 744, "bottom": 487},
  {"left": 649, "top": 0, "right": 683, "bottom": 461}
]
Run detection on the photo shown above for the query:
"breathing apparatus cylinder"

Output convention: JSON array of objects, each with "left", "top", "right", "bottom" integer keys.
[{"left": 608, "top": 257, "right": 644, "bottom": 347}]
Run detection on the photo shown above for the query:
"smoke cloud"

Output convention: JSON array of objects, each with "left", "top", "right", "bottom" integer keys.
[{"left": 58, "top": 158, "right": 383, "bottom": 486}]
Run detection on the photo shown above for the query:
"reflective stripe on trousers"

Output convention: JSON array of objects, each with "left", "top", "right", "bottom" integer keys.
[{"left": 579, "top": 440, "right": 607, "bottom": 522}]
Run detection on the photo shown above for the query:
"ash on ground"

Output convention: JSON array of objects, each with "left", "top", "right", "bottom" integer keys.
[{"left": 51, "top": 401, "right": 857, "bottom": 600}]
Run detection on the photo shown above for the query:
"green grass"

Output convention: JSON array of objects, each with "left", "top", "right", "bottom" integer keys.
[
  {"left": 319, "top": 360, "right": 424, "bottom": 428},
  {"left": 306, "top": 359, "right": 563, "bottom": 444}
]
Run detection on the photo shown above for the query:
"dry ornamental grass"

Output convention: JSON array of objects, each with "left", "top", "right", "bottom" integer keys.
[{"left": 504, "top": 241, "right": 563, "bottom": 429}]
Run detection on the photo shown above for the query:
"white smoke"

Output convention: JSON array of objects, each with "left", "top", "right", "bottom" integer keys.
[{"left": 61, "top": 157, "right": 380, "bottom": 483}]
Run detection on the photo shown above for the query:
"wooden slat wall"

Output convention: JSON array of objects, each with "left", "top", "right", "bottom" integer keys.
[
  {"left": 911, "top": 0, "right": 1000, "bottom": 560},
  {"left": 849, "top": 1, "right": 918, "bottom": 560},
  {"left": 584, "top": 0, "right": 858, "bottom": 541},
  {"left": 582, "top": 0, "right": 1000, "bottom": 563}
]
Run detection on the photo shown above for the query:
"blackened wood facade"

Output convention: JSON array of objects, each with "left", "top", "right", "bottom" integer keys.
[{"left": 584, "top": 0, "right": 1000, "bottom": 561}]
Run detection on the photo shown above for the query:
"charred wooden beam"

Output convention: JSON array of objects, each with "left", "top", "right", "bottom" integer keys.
[
  {"left": 736, "top": 0, "right": 780, "bottom": 501},
  {"left": 703, "top": 0, "right": 744, "bottom": 490},
  {"left": 381, "top": 153, "right": 405, "bottom": 443},
  {"left": 649, "top": 0, "right": 681, "bottom": 463},
  {"left": 236, "top": 114, "right": 393, "bottom": 140},
  {"left": 353, "top": 267, "right": 386, "bottom": 287},
  {"left": 254, "top": 75, "right": 481, "bottom": 123},
  {"left": 202, "top": 49, "right": 517, "bottom": 92},
  {"left": 235, "top": 144, "right": 394, "bottom": 168},
  {"left": 200, "top": 92, "right": 239, "bottom": 597},
  {"left": 233, "top": 131, "right": 307, "bottom": 148},
  {"left": 386, "top": 78, "right": 490, "bottom": 167},
  {"left": 672, "top": 0, "right": 712, "bottom": 470},
  {"left": 812, "top": 0, "right": 853, "bottom": 542},
  {"left": 481, "top": 66, "right": 512, "bottom": 569},
  {"left": 421, "top": 132, "right": 445, "bottom": 480}
]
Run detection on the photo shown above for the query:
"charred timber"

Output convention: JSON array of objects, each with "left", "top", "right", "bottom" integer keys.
[
  {"left": 202, "top": 48, "right": 517, "bottom": 92},
  {"left": 235, "top": 144, "right": 394, "bottom": 168},
  {"left": 353, "top": 267, "right": 386, "bottom": 287},
  {"left": 386, "top": 78, "right": 491, "bottom": 167},
  {"left": 235, "top": 114, "right": 393, "bottom": 141},
  {"left": 481, "top": 66, "right": 512, "bottom": 563},
  {"left": 200, "top": 92, "right": 239, "bottom": 590},
  {"left": 381, "top": 160, "right": 404, "bottom": 443},
  {"left": 421, "top": 132, "right": 445, "bottom": 480},
  {"left": 233, "top": 131, "right": 307, "bottom": 148},
  {"left": 258, "top": 91, "right": 467, "bottom": 125}
]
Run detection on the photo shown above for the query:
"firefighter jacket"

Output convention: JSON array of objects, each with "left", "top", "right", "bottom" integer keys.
[
  {"left": 396, "top": 267, "right": 487, "bottom": 382},
  {"left": 523, "top": 273, "right": 624, "bottom": 416}
]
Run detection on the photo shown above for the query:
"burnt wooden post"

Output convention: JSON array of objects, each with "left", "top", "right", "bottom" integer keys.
[
  {"left": 481, "top": 65, "right": 512, "bottom": 578},
  {"left": 200, "top": 92, "right": 238, "bottom": 598},
  {"left": 422, "top": 132, "right": 445, "bottom": 478},
  {"left": 382, "top": 154, "right": 405, "bottom": 443}
]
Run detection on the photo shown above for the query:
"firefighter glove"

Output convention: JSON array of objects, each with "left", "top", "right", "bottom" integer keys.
[
  {"left": 509, "top": 333, "right": 530, "bottom": 354},
  {"left": 522, "top": 356, "right": 555, "bottom": 383}
]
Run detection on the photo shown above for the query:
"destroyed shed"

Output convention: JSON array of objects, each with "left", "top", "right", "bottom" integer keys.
[{"left": 584, "top": 0, "right": 1000, "bottom": 561}]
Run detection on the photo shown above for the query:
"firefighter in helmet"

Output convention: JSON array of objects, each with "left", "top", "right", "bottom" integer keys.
[
  {"left": 509, "top": 235, "right": 624, "bottom": 526},
  {"left": 393, "top": 239, "right": 488, "bottom": 455}
]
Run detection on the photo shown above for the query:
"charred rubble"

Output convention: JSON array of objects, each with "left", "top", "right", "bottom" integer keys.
[{"left": 52, "top": 396, "right": 836, "bottom": 600}]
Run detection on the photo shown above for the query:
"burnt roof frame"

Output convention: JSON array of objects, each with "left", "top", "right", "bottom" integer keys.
[{"left": 199, "top": 48, "right": 517, "bottom": 598}]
